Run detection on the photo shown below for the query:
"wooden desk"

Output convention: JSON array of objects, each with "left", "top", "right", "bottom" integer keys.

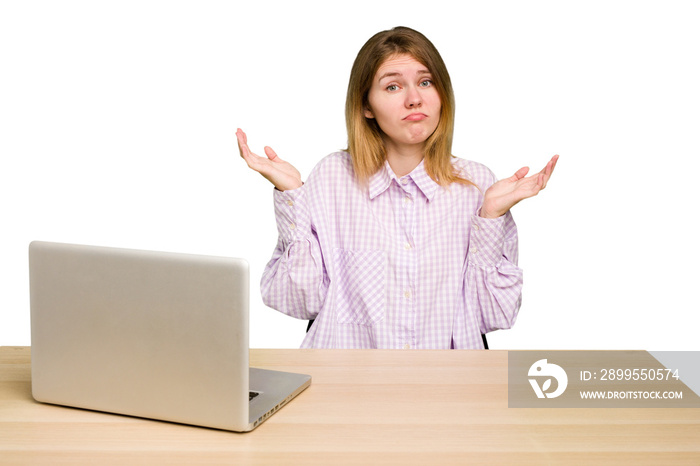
[{"left": 1, "top": 346, "right": 699, "bottom": 465}]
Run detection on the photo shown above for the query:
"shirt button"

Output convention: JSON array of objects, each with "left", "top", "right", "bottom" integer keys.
[
  {"left": 404, "top": 344, "right": 411, "bottom": 349},
  {"left": 404, "top": 243, "right": 412, "bottom": 250},
  {"left": 404, "top": 290, "right": 411, "bottom": 299},
  {"left": 286, "top": 200, "right": 294, "bottom": 207},
  {"left": 470, "top": 248, "right": 478, "bottom": 254},
  {"left": 404, "top": 196, "right": 412, "bottom": 204},
  {"left": 472, "top": 223, "right": 480, "bottom": 231},
  {"left": 400, "top": 178, "right": 409, "bottom": 185},
  {"left": 289, "top": 223, "right": 296, "bottom": 230}
]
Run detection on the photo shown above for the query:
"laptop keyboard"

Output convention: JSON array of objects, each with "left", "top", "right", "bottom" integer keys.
[{"left": 249, "top": 391, "right": 259, "bottom": 401}]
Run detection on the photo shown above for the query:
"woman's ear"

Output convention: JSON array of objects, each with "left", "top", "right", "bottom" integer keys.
[{"left": 364, "top": 107, "right": 374, "bottom": 119}]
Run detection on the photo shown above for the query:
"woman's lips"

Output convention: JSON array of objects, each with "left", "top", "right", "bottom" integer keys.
[{"left": 404, "top": 113, "right": 428, "bottom": 121}]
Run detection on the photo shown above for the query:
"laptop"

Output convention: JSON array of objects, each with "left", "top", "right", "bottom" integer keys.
[{"left": 28, "top": 241, "right": 311, "bottom": 432}]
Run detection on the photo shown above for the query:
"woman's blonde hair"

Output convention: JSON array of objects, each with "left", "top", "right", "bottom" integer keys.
[{"left": 345, "top": 26, "right": 473, "bottom": 187}]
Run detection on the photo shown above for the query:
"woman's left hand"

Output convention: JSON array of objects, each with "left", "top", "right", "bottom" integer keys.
[{"left": 479, "top": 154, "right": 559, "bottom": 219}]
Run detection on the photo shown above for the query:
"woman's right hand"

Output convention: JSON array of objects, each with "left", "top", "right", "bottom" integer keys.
[{"left": 236, "top": 128, "right": 303, "bottom": 191}]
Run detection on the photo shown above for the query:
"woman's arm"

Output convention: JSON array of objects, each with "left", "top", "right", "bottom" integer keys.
[
  {"left": 465, "top": 212, "right": 523, "bottom": 333},
  {"left": 237, "top": 128, "right": 328, "bottom": 319},
  {"left": 465, "top": 155, "right": 558, "bottom": 334},
  {"left": 259, "top": 186, "right": 329, "bottom": 320}
]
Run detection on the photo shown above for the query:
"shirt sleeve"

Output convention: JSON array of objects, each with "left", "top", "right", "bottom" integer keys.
[
  {"left": 260, "top": 185, "right": 329, "bottom": 320},
  {"left": 465, "top": 208, "right": 523, "bottom": 335}
]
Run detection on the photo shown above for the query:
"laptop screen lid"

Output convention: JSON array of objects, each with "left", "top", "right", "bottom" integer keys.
[{"left": 29, "top": 241, "right": 253, "bottom": 431}]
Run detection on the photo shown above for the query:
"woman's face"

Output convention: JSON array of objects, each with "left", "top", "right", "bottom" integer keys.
[{"left": 364, "top": 54, "right": 441, "bottom": 153}]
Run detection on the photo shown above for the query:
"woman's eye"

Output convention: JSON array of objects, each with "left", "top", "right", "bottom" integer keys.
[
  {"left": 419, "top": 79, "right": 433, "bottom": 87},
  {"left": 386, "top": 84, "right": 399, "bottom": 92}
]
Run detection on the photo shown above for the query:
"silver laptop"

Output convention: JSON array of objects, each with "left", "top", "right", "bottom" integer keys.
[{"left": 28, "top": 241, "right": 311, "bottom": 432}]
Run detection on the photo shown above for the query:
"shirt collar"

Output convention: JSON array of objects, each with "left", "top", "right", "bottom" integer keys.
[{"left": 368, "top": 159, "right": 440, "bottom": 202}]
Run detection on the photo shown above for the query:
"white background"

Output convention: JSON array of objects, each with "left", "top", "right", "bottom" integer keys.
[{"left": 1, "top": 1, "right": 698, "bottom": 350}]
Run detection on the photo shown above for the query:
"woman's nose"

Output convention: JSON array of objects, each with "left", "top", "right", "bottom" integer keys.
[{"left": 406, "top": 86, "right": 422, "bottom": 107}]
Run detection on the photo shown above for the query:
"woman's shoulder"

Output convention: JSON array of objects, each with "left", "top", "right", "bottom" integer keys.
[
  {"left": 315, "top": 150, "right": 353, "bottom": 169},
  {"left": 308, "top": 151, "right": 354, "bottom": 181},
  {"left": 451, "top": 156, "right": 497, "bottom": 190}
]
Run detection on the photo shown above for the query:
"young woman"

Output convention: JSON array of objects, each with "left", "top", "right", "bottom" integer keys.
[{"left": 237, "top": 26, "right": 558, "bottom": 349}]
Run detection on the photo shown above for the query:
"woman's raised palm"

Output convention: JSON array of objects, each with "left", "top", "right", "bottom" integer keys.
[{"left": 236, "top": 128, "right": 303, "bottom": 191}]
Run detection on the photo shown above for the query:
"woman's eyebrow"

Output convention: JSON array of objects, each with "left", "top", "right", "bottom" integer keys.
[{"left": 377, "top": 69, "right": 432, "bottom": 82}]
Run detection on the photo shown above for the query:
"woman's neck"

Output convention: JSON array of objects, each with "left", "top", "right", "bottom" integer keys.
[{"left": 384, "top": 141, "right": 425, "bottom": 177}]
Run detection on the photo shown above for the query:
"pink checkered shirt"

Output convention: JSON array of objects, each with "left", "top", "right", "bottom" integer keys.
[{"left": 261, "top": 151, "right": 522, "bottom": 349}]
